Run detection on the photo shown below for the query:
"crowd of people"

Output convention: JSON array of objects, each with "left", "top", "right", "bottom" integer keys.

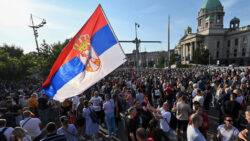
[{"left": 0, "top": 67, "right": 250, "bottom": 141}]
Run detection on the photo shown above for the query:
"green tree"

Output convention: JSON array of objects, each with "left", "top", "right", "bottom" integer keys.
[
  {"left": 1, "top": 44, "right": 23, "bottom": 58},
  {"left": 0, "top": 39, "right": 70, "bottom": 80},
  {"left": 38, "top": 39, "right": 70, "bottom": 77},
  {"left": 156, "top": 56, "right": 165, "bottom": 68},
  {"left": 193, "top": 47, "right": 209, "bottom": 65},
  {"left": 170, "top": 53, "right": 180, "bottom": 65}
]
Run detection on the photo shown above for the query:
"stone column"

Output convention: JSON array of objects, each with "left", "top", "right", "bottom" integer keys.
[
  {"left": 181, "top": 45, "right": 184, "bottom": 62},
  {"left": 184, "top": 44, "right": 186, "bottom": 63},
  {"left": 190, "top": 42, "right": 194, "bottom": 61}
]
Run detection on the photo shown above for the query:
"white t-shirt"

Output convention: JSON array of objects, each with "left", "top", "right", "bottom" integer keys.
[
  {"left": 20, "top": 117, "right": 41, "bottom": 138},
  {"left": 193, "top": 95, "right": 204, "bottom": 107},
  {"left": 0, "top": 127, "right": 14, "bottom": 141},
  {"left": 217, "top": 124, "right": 239, "bottom": 141},
  {"left": 187, "top": 125, "right": 206, "bottom": 141},
  {"left": 89, "top": 96, "right": 103, "bottom": 111},
  {"left": 159, "top": 108, "right": 171, "bottom": 133}
]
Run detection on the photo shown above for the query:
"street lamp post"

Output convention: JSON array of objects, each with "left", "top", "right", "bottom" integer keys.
[{"left": 29, "top": 14, "right": 46, "bottom": 53}]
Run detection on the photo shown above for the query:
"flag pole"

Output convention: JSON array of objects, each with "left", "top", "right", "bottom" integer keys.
[{"left": 168, "top": 15, "right": 171, "bottom": 68}]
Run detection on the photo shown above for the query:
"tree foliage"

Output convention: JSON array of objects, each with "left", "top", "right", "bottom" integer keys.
[
  {"left": 193, "top": 47, "right": 209, "bottom": 65},
  {"left": 0, "top": 39, "right": 69, "bottom": 81}
]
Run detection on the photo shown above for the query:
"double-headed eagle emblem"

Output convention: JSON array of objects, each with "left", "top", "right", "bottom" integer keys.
[{"left": 73, "top": 34, "right": 101, "bottom": 72}]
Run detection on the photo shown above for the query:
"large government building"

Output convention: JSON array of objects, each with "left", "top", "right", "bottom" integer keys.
[{"left": 176, "top": 0, "right": 250, "bottom": 65}]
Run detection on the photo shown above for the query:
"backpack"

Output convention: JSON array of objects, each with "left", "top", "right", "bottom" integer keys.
[
  {"left": 0, "top": 127, "right": 8, "bottom": 141},
  {"left": 88, "top": 108, "right": 99, "bottom": 124},
  {"left": 169, "top": 113, "right": 177, "bottom": 130}
]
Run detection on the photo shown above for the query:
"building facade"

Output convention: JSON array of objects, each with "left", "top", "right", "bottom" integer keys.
[
  {"left": 176, "top": 0, "right": 250, "bottom": 65},
  {"left": 126, "top": 50, "right": 169, "bottom": 68}
]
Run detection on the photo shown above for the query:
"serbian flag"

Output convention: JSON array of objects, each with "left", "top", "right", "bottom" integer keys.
[{"left": 42, "top": 5, "right": 126, "bottom": 102}]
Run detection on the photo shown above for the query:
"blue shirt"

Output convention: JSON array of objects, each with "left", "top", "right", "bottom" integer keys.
[{"left": 57, "top": 124, "right": 77, "bottom": 141}]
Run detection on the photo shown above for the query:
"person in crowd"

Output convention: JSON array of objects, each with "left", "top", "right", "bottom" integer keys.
[
  {"left": 12, "top": 127, "right": 32, "bottom": 141},
  {"left": 126, "top": 107, "right": 139, "bottom": 141},
  {"left": 19, "top": 110, "right": 41, "bottom": 139},
  {"left": 221, "top": 91, "right": 241, "bottom": 127},
  {"left": 136, "top": 127, "right": 147, "bottom": 141},
  {"left": 61, "top": 99, "right": 72, "bottom": 116},
  {"left": 175, "top": 95, "right": 191, "bottom": 140},
  {"left": 27, "top": 93, "right": 38, "bottom": 114},
  {"left": 37, "top": 95, "right": 50, "bottom": 127},
  {"left": 158, "top": 102, "right": 171, "bottom": 136},
  {"left": 238, "top": 106, "right": 250, "bottom": 141},
  {"left": 76, "top": 96, "right": 85, "bottom": 138},
  {"left": 89, "top": 91, "right": 103, "bottom": 124},
  {"left": 82, "top": 100, "right": 99, "bottom": 140},
  {"left": 193, "top": 89, "right": 204, "bottom": 109},
  {"left": 235, "top": 89, "right": 244, "bottom": 105},
  {"left": 217, "top": 115, "right": 239, "bottom": 141},
  {"left": 41, "top": 122, "right": 66, "bottom": 141},
  {"left": 1, "top": 66, "right": 250, "bottom": 141},
  {"left": 154, "top": 101, "right": 177, "bottom": 140},
  {"left": 103, "top": 94, "right": 116, "bottom": 138},
  {"left": 146, "top": 118, "right": 168, "bottom": 141},
  {"left": 0, "top": 119, "right": 14, "bottom": 141},
  {"left": 19, "top": 95, "right": 27, "bottom": 108},
  {"left": 136, "top": 89, "right": 145, "bottom": 105},
  {"left": 187, "top": 113, "right": 206, "bottom": 141},
  {"left": 203, "top": 84, "right": 212, "bottom": 111},
  {"left": 57, "top": 116, "right": 78, "bottom": 141}
]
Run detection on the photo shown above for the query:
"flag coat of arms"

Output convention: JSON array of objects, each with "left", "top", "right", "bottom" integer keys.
[{"left": 42, "top": 5, "right": 126, "bottom": 102}]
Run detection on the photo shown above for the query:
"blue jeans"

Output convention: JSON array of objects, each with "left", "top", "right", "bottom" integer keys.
[{"left": 105, "top": 113, "right": 116, "bottom": 136}]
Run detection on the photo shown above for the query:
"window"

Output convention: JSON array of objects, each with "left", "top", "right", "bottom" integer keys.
[
  {"left": 216, "top": 51, "right": 219, "bottom": 58},
  {"left": 234, "top": 49, "right": 237, "bottom": 57},
  {"left": 198, "top": 19, "right": 201, "bottom": 26},
  {"left": 217, "top": 15, "right": 221, "bottom": 23},
  {"left": 217, "top": 41, "right": 220, "bottom": 49},
  {"left": 243, "top": 36, "right": 248, "bottom": 44},
  {"left": 235, "top": 38, "right": 239, "bottom": 46},
  {"left": 227, "top": 40, "right": 231, "bottom": 47},
  {"left": 210, "top": 21, "right": 214, "bottom": 27},
  {"left": 242, "top": 48, "right": 246, "bottom": 56},
  {"left": 226, "top": 50, "right": 230, "bottom": 58},
  {"left": 205, "top": 22, "right": 208, "bottom": 28}
]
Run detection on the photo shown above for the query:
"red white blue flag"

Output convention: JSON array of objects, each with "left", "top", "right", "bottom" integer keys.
[{"left": 42, "top": 5, "right": 126, "bottom": 101}]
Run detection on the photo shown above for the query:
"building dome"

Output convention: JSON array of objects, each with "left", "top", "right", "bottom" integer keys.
[
  {"left": 230, "top": 17, "right": 240, "bottom": 29},
  {"left": 201, "top": 0, "right": 222, "bottom": 11},
  {"left": 230, "top": 17, "right": 240, "bottom": 23}
]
